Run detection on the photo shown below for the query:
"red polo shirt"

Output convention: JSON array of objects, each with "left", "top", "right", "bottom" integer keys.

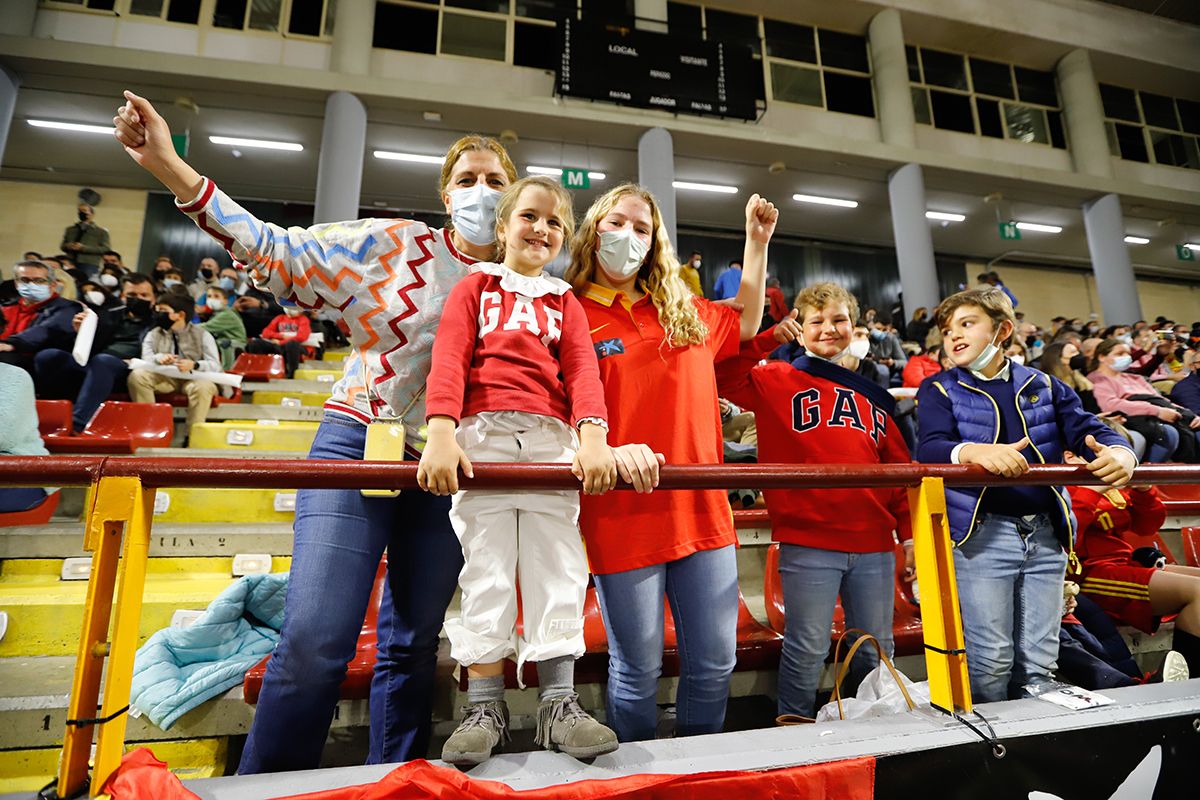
[{"left": 577, "top": 282, "right": 740, "bottom": 574}]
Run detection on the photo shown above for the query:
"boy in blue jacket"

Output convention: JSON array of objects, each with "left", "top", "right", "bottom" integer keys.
[{"left": 915, "top": 289, "right": 1137, "bottom": 702}]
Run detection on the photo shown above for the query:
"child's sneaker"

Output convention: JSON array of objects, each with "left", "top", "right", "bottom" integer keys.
[
  {"left": 534, "top": 693, "right": 618, "bottom": 759},
  {"left": 1162, "top": 650, "right": 1190, "bottom": 683},
  {"left": 441, "top": 700, "right": 510, "bottom": 766}
]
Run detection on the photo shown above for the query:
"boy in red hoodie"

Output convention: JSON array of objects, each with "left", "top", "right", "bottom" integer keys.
[
  {"left": 717, "top": 281, "right": 913, "bottom": 720},
  {"left": 245, "top": 302, "right": 311, "bottom": 378}
]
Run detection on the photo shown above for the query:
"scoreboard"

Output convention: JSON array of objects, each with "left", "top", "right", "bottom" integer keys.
[{"left": 557, "top": 17, "right": 760, "bottom": 122}]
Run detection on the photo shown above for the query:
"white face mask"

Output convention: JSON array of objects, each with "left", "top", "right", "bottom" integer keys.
[
  {"left": 968, "top": 329, "right": 1004, "bottom": 375},
  {"left": 1009, "top": 354, "right": 1025, "bottom": 366},
  {"left": 448, "top": 184, "right": 503, "bottom": 246},
  {"left": 847, "top": 339, "right": 871, "bottom": 360},
  {"left": 99, "top": 273, "right": 119, "bottom": 288},
  {"left": 84, "top": 290, "right": 105, "bottom": 307},
  {"left": 207, "top": 297, "right": 226, "bottom": 311},
  {"left": 597, "top": 228, "right": 650, "bottom": 280}
]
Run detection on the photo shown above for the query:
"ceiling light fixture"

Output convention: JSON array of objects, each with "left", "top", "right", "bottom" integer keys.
[
  {"left": 209, "top": 135, "right": 302, "bottom": 152},
  {"left": 27, "top": 119, "right": 115, "bottom": 135},
  {"left": 1015, "top": 221, "right": 1063, "bottom": 234},
  {"left": 1123, "top": 236, "right": 1150, "bottom": 245},
  {"left": 373, "top": 150, "right": 443, "bottom": 165},
  {"left": 925, "top": 211, "right": 966, "bottom": 222},
  {"left": 793, "top": 193, "right": 858, "bottom": 208},
  {"left": 674, "top": 181, "right": 738, "bottom": 194},
  {"left": 1184, "top": 243, "right": 1200, "bottom": 252},
  {"left": 526, "top": 166, "right": 606, "bottom": 180}
]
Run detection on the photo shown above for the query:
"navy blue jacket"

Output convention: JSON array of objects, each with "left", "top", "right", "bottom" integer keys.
[
  {"left": 915, "top": 361, "right": 1131, "bottom": 549},
  {"left": 1173, "top": 373, "right": 1200, "bottom": 417},
  {"left": 1, "top": 295, "right": 78, "bottom": 353}
]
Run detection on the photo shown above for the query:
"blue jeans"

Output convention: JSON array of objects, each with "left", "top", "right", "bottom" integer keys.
[
  {"left": 593, "top": 546, "right": 738, "bottom": 742},
  {"left": 33, "top": 348, "right": 129, "bottom": 430},
  {"left": 0, "top": 487, "right": 47, "bottom": 513},
  {"left": 953, "top": 512, "right": 1067, "bottom": 702},
  {"left": 238, "top": 414, "right": 463, "bottom": 773},
  {"left": 777, "top": 545, "right": 895, "bottom": 718}
]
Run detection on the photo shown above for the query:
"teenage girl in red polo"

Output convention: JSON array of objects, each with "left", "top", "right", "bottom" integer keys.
[{"left": 564, "top": 186, "right": 784, "bottom": 742}]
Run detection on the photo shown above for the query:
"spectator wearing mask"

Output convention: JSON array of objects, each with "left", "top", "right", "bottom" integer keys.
[
  {"left": 100, "top": 250, "right": 124, "bottom": 271},
  {"left": 60, "top": 202, "right": 111, "bottom": 276},
  {"left": 765, "top": 276, "right": 788, "bottom": 324},
  {"left": 219, "top": 264, "right": 281, "bottom": 338},
  {"left": 0, "top": 362, "right": 52, "bottom": 513},
  {"left": 680, "top": 251, "right": 704, "bottom": 297},
  {"left": 0, "top": 260, "right": 78, "bottom": 374},
  {"left": 189, "top": 256, "right": 221, "bottom": 300},
  {"left": 1149, "top": 345, "right": 1192, "bottom": 395},
  {"left": 159, "top": 267, "right": 188, "bottom": 296},
  {"left": 867, "top": 319, "right": 907, "bottom": 380},
  {"left": 245, "top": 302, "right": 311, "bottom": 378},
  {"left": 1129, "top": 329, "right": 1172, "bottom": 378},
  {"left": 711, "top": 259, "right": 743, "bottom": 301},
  {"left": 97, "top": 256, "right": 126, "bottom": 294},
  {"left": 905, "top": 307, "right": 932, "bottom": 345},
  {"left": 1041, "top": 342, "right": 1096, "bottom": 411},
  {"left": 1173, "top": 351, "right": 1200, "bottom": 417},
  {"left": 77, "top": 277, "right": 121, "bottom": 312},
  {"left": 200, "top": 285, "right": 246, "bottom": 370},
  {"left": 34, "top": 274, "right": 156, "bottom": 432},
  {"left": 150, "top": 256, "right": 174, "bottom": 287},
  {"left": 127, "top": 293, "right": 220, "bottom": 433}
]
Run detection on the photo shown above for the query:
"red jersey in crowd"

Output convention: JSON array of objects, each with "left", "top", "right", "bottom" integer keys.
[
  {"left": 1069, "top": 485, "right": 1166, "bottom": 571},
  {"left": 425, "top": 263, "right": 607, "bottom": 425},
  {"left": 901, "top": 353, "right": 942, "bottom": 388},
  {"left": 260, "top": 313, "right": 311, "bottom": 344},
  {"left": 717, "top": 347, "right": 913, "bottom": 552}
]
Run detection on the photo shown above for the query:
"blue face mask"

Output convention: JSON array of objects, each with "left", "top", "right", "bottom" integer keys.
[
  {"left": 162, "top": 278, "right": 181, "bottom": 289},
  {"left": 218, "top": 277, "right": 236, "bottom": 291},
  {"left": 448, "top": 183, "right": 503, "bottom": 247},
  {"left": 17, "top": 282, "right": 52, "bottom": 303},
  {"left": 1110, "top": 355, "right": 1133, "bottom": 372},
  {"left": 869, "top": 328, "right": 886, "bottom": 342}
]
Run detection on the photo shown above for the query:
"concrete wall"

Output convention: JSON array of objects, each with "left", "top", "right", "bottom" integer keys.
[
  {"left": 0, "top": 179, "right": 148, "bottom": 271},
  {"left": 971, "top": 262, "right": 1200, "bottom": 327}
]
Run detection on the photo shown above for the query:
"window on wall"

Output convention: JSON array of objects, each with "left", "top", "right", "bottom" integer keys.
[
  {"left": 764, "top": 20, "right": 874, "bottom": 118},
  {"left": 1100, "top": 83, "right": 1200, "bottom": 171},
  {"left": 909, "top": 47, "right": 1066, "bottom": 150},
  {"left": 372, "top": 0, "right": 570, "bottom": 67}
]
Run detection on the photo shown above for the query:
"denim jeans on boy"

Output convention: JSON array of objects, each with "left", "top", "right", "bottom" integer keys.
[
  {"left": 593, "top": 546, "right": 738, "bottom": 742},
  {"left": 777, "top": 545, "right": 895, "bottom": 718},
  {"left": 952, "top": 512, "right": 1067, "bottom": 703},
  {"left": 238, "top": 414, "right": 464, "bottom": 773}
]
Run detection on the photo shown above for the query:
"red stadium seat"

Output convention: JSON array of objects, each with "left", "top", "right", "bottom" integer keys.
[
  {"left": 1158, "top": 485, "right": 1200, "bottom": 516},
  {"left": 44, "top": 401, "right": 173, "bottom": 454},
  {"left": 0, "top": 491, "right": 60, "bottom": 528},
  {"left": 36, "top": 400, "right": 73, "bottom": 438},
  {"left": 231, "top": 353, "right": 286, "bottom": 382},
  {"left": 243, "top": 558, "right": 388, "bottom": 704}
]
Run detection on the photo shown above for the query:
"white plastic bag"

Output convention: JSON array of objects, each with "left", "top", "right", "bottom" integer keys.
[{"left": 814, "top": 629, "right": 929, "bottom": 721}]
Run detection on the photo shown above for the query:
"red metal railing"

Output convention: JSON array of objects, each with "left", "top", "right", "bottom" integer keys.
[{"left": 2, "top": 456, "right": 1200, "bottom": 490}]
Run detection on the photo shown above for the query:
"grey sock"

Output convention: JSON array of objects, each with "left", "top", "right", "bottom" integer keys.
[
  {"left": 466, "top": 674, "right": 505, "bottom": 705},
  {"left": 537, "top": 655, "right": 575, "bottom": 701}
]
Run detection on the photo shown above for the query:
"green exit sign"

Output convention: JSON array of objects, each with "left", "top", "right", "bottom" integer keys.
[
  {"left": 1177, "top": 244, "right": 1196, "bottom": 262},
  {"left": 998, "top": 221, "right": 1021, "bottom": 241},
  {"left": 561, "top": 169, "right": 590, "bottom": 190},
  {"left": 171, "top": 132, "right": 189, "bottom": 158}
]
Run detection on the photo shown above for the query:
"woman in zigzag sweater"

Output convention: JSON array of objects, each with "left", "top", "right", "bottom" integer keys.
[
  {"left": 113, "top": 91, "right": 515, "bottom": 773},
  {"left": 1065, "top": 454, "right": 1200, "bottom": 677}
]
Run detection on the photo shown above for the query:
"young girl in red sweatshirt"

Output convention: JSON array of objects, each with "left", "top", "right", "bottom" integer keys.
[
  {"left": 418, "top": 176, "right": 617, "bottom": 765},
  {"left": 1066, "top": 451, "right": 1200, "bottom": 677}
]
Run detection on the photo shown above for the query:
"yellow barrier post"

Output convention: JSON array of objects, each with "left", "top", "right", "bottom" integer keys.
[
  {"left": 908, "top": 476, "right": 972, "bottom": 714},
  {"left": 55, "top": 476, "right": 156, "bottom": 798}
]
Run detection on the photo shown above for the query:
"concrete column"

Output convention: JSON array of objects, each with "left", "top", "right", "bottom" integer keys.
[
  {"left": 329, "top": 0, "right": 374, "bottom": 75},
  {"left": 1056, "top": 49, "right": 1113, "bottom": 180},
  {"left": 0, "top": 0, "right": 37, "bottom": 37},
  {"left": 1082, "top": 193, "right": 1142, "bottom": 324},
  {"left": 0, "top": 66, "right": 18, "bottom": 168},
  {"left": 887, "top": 163, "right": 940, "bottom": 315},
  {"left": 638, "top": 127, "right": 676, "bottom": 249},
  {"left": 314, "top": 92, "right": 367, "bottom": 224},
  {"left": 634, "top": 0, "right": 668, "bottom": 33},
  {"left": 868, "top": 8, "right": 916, "bottom": 149}
]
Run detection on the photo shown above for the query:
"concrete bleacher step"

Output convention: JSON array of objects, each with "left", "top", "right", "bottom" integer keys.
[
  {"left": 187, "top": 420, "right": 319, "bottom": 451},
  {"left": 0, "top": 557, "right": 291, "bottom": 657},
  {"left": 175, "top": 405, "right": 325, "bottom": 423},
  {"left": 321, "top": 350, "right": 350, "bottom": 362},
  {"left": 242, "top": 380, "right": 337, "bottom": 394},
  {"left": 293, "top": 368, "right": 342, "bottom": 382},
  {"left": 250, "top": 391, "right": 331, "bottom": 407},
  {"left": 0, "top": 522, "right": 295, "bottom": 559}
]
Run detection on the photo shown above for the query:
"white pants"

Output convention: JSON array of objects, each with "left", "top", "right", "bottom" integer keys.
[{"left": 444, "top": 412, "right": 588, "bottom": 680}]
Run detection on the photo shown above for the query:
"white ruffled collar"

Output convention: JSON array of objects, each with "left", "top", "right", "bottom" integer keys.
[{"left": 474, "top": 261, "right": 570, "bottom": 298}]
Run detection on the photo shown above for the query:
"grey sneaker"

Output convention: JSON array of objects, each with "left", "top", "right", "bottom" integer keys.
[
  {"left": 534, "top": 692, "right": 618, "bottom": 759},
  {"left": 441, "top": 700, "right": 510, "bottom": 766},
  {"left": 1162, "top": 650, "right": 1190, "bottom": 683}
]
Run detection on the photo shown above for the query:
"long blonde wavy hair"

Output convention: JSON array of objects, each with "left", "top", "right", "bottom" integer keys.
[{"left": 566, "top": 184, "right": 707, "bottom": 347}]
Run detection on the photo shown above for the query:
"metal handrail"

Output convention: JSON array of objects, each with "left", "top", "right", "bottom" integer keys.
[{"left": 2, "top": 456, "right": 1199, "bottom": 490}]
